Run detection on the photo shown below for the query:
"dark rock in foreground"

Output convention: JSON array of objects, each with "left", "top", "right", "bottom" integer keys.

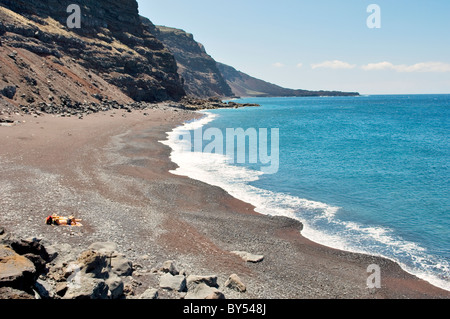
[{"left": 0, "top": 227, "right": 246, "bottom": 299}]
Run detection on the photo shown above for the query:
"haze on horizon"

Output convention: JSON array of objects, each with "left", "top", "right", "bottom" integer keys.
[{"left": 138, "top": 0, "right": 450, "bottom": 95}]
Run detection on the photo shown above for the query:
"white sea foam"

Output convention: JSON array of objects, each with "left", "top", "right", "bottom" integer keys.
[{"left": 160, "top": 112, "right": 450, "bottom": 292}]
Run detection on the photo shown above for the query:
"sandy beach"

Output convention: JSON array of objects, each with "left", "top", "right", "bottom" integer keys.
[{"left": 0, "top": 106, "right": 448, "bottom": 299}]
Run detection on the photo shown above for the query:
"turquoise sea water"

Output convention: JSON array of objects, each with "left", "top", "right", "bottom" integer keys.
[{"left": 164, "top": 95, "right": 450, "bottom": 290}]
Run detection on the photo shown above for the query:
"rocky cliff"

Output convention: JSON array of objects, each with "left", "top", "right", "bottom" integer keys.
[
  {"left": 0, "top": 0, "right": 185, "bottom": 113},
  {"left": 0, "top": 0, "right": 358, "bottom": 117},
  {"left": 153, "top": 25, "right": 234, "bottom": 99},
  {"left": 150, "top": 22, "right": 359, "bottom": 99},
  {"left": 217, "top": 62, "right": 360, "bottom": 97}
]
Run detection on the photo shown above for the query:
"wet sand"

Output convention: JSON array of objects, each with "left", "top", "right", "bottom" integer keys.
[{"left": 0, "top": 106, "right": 448, "bottom": 299}]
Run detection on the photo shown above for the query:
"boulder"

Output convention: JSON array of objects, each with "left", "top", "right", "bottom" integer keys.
[
  {"left": 88, "top": 242, "right": 118, "bottom": 254},
  {"left": 0, "top": 287, "right": 34, "bottom": 299},
  {"left": 225, "top": 274, "right": 246, "bottom": 293},
  {"left": 106, "top": 273, "right": 124, "bottom": 299},
  {"left": 186, "top": 275, "right": 218, "bottom": 290},
  {"left": 45, "top": 243, "right": 77, "bottom": 282},
  {"left": 43, "top": 244, "right": 60, "bottom": 262},
  {"left": 0, "top": 245, "right": 36, "bottom": 291},
  {"left": 185, "top": 274, "right": 224, "bottom": 299},
  {"left": 110, "top": 252, "right": 133, "bottom": 277},
  {"left": 138, "top": 288, "right": 158, "bottom": 299},
  {"left": 76, "top": 250, "right": 109, "bottom": 278},
  {"left": 231, "top": 251, "right": 264, "bottom": 263},
  {"left": 34, "top": 278, "right": 55, "bottom": 299},
  {"left": 160, "top": 260, "right": 179, "bottom": 275},
  {"left": 1, "top": 86, "right": 16, "bottom": 99},
  {"left": 88, "top": 242, "right": 132, "bottom": 276},
  {"left": 63, "top": 276, "right": 109, "bottom": 299},
  {"left": 185, "top": 283, "right": 225, "bottom": 300},
  {"left": 159, "top": 273, "right": 186, "bottom": 292},
  {"left": 60, "top": 248, "right": 128, "bottom": 299},
  {"left": 1, "top": 235, "right": 52, "bottom": 272}
]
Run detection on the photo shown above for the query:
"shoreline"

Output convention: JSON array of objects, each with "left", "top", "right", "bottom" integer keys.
[
  {"left": 0, "top": 106, "right": 449, "bottom": 299},
  {"left": 164, "top": 110, "right": 450, "bottom": 292}
]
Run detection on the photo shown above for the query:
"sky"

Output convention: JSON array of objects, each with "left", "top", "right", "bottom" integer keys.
[{"left": 137, "top": 0, "right": 450, "bottom": 95}]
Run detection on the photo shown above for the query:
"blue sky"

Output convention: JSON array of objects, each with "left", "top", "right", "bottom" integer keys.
[{"left": 137, "top": 0, "right": 450, "bottom": 94}]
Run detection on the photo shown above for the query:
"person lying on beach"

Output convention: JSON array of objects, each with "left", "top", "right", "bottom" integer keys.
[{"left": 45, "top": 215, "right": 82, "bottom": 226}]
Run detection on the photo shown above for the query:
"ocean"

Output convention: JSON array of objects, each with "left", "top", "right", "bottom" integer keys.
[{"left": 163, "top": 95, "right": 450, "bottom": 291}]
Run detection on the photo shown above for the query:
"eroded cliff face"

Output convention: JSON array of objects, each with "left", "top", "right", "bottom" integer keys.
[
  {"left": 150, "top": 23, "right": 358, "bottom": 99},
  {"left": 153, "top": 25, "right": 234, "bottom": 99},
  {"left": 0, "top": 0, "right": 185, "bottom": 112}
]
